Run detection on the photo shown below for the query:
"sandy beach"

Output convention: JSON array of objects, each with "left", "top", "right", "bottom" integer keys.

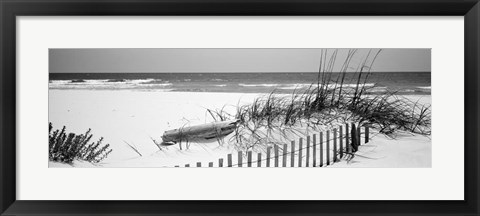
[
  {"left": 49, "top": 90, "right": 264, "bottom": 167},
  {"left": 49, "top": 89, "right": 431, "bottom": 168}
]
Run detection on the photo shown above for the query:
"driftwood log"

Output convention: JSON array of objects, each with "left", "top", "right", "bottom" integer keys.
[{"left": 161, "top": 120, "right": 239, "bottom": 145}]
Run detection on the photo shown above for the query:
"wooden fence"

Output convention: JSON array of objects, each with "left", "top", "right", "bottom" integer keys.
[{"left": 177, "top": 123, "right": 369, "bottom": 168}]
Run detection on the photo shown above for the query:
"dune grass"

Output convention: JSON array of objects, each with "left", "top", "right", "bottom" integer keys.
[
  {"left": 207, "top": 49, "right": 431, "bottom": 152},
  {"left": 123, "top": 141, "right": 142, "bottom": 157},
  {"left": 49, "top": 123, "right": 113, "bottom": 164}
]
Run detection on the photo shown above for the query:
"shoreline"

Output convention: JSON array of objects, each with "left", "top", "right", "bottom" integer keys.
[{"left": 48, "top": 88, "right": 432, "bottom": 96}]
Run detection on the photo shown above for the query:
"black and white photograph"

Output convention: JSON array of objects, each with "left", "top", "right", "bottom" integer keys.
[{"left": 48, "top": 48, "right": 431, "bottom": 168}]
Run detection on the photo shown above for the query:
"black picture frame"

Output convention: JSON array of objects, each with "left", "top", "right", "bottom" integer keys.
[{"left": 1, "top": 0, "right": 479, "bottom": 215}]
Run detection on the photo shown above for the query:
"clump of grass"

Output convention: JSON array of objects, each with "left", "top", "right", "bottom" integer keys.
[
  {"left": 49, "top": 122, "right": 112, "bottom": 164},
  {"left": 346, "top": 92, "right": 431, "bottom": 136},
  {"left": 208, "top": 49, "right": 431, "bottom": 152}
]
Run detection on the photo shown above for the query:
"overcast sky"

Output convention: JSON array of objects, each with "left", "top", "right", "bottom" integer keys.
[{"left": 49, "top": 48, "right": 430, "bottom": 73}]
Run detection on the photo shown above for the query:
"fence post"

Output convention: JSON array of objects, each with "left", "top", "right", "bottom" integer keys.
[
  {"left": 365, "top": 126, "right": 369, "bottom": 143},
  {"left": 208, "top": 162, "right": 213, "bottom": 167},
  {"left": 298, "top": 138, "right": 303, "bottom": 167},
  {"left": 238, "top": 151, "right": 243, "bottom": 167},
  {"left": 306, "top": 135, "right": 310, "bottom": 167},
  {"left": 247, "top": 151, "right": 252, "bottom": 167},
  {"left": 185, "top": 164, "right": 190, "bottom": 167},
  {"left": 333, "top": 128, "right": 338, "bottom": 162},
  {"left": 312, "top": 134, "right": 317, "bottom": 167},
  {"left": 274, "top": 145, "right": 279, "bottom": 167},
  {"left": 326, "top": 130, "right": 330, "bottom": 166},
  {"left": 291, "top": 141, "right": 295, "bottom": 167},
  {"left": 282, "top": 144, "right": 287, "bottom": 167},
  {"left": 320, "top": 132, "right": 324, "bottom": 167},
  {"left": 351, "top": 123, "right": 358, "bottom": 152},
  {"left": 346, "top": 123, "right": 350, "bottom": 153},
  {"left": 257, "top": 153, "right": 262, "bottom": 167},
  {"left": 266, "top": 147, "right": 271, "bottom": 167},
  {"left": 219, "top": 158, "right": 223, "bottom": 167},
  {"left": 357, "top": 126, "right": 361, "bottom": 146},
  {"left": 196, "top": 162, "right": 201, "bottom": 167},
  {"left": 339, "top": 126, "right": 344, "bottom": 159},
  {"left": 227, "top": 154, "right": 232, "bottom": 167}
]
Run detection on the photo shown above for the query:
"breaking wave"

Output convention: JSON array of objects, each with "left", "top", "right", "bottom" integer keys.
[
  {"left": 239, "top": 83, "right": 376, "bottom": 90},
  {"left": 49, "top": 79, "right": 171, "bottom": 90}
]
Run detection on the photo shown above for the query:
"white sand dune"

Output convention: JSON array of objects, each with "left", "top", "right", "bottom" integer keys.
[
  {"left": 330, "top": 131, "right": 431, "bottom": 168},
  {"left": 48, "top": 90, "right": 431, "bottom": 168}
]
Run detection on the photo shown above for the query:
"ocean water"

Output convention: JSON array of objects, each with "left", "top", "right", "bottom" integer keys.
[{"left": 49, "top": 72, "right": 431, "bottom": 95}]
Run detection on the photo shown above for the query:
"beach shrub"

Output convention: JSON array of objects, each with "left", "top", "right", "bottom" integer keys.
[{"left": 49, "top": 123, "right": 112, "bottom": 163}]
